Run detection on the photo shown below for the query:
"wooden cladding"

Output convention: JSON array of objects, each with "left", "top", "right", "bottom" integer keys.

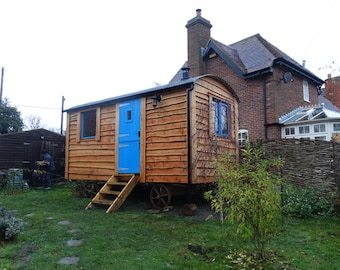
[
  {"left": 65, "top": 105, "right": 116, "bottom": 181},
  {"left": 191, "top": 78, "right": 239, "bottom": 183},
  {"left": 65, "top": 76, "right": 239, "bottom": 186},
  {"left": 144, "top": 90, "right": 188, "bottom": 184}
]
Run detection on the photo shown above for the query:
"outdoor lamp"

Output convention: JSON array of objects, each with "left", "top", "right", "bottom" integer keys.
[{"left": 152, "top": 94, "right": 161, "bottom": 108}]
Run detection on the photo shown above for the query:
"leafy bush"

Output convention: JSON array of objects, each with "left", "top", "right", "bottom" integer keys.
[
  {"left": 205, "top": 142, "right": 284, "bottom": 260},
  {"left": 282, "top": 184, "right": 337, "bottom": 218},
  {"left": 0, "top": 207, "right": 24, "bottom": 241}
]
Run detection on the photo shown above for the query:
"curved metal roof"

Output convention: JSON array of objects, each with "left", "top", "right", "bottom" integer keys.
[{"left": 66, "top": 74, "right": 238, "bottom": 112}]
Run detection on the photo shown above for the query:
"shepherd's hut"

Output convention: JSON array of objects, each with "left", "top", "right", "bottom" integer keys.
[{"left": 65, "top": 74, "right": 239, "bottom": 212}]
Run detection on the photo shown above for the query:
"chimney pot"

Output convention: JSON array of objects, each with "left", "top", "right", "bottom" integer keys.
[{"left": 196, "top": 9, "right": 201, "bottom": 16}]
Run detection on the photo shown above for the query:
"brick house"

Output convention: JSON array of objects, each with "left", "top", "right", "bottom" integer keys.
[
  {"left": 171, "top": 9, "right": 325, "bottom": 142},
  {"left": 324, "top": 74, "right": 340, "bottom": 110}
]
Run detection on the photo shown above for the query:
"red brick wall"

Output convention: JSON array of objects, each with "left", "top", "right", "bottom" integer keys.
[
  {"left": 325, "top": 76, "right": 340, "bottom": 109},
  {"left": 267, "top": 69, "right": 318, "bottom": 122},
  {"left": 204, "top": 55, "right": 319, "bottom": 141},
  {"left": 185, "top": 12, "right": 319, "bottom": 141},
  {"left": 186, "top": 15, "right": 212, "bottom": 77}
]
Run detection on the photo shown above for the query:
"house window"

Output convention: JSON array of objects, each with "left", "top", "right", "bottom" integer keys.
[
  {"left": 238, "top": 129, "right": 248, "bottom": 145},
  {"left": 315, "top": 136, "right": 326, "bottom": 141},
  {"left": 212, "top": 99, "right": 231, "bottom": 138},
  {"left": 303, "top": 80, "right": 310, "bottom": 102},
  {"left": 285, "top": 127, "right": 295, "bottom": 135},
  {"left": 334, "top": 123, "right": 340, "bottom": 132},
  {"left": 299, "top": 125, "right": 310, "bottom": 134},
  {"left": 314, "top": 124, "right": 326, "bottom": 133},
  {"left": 81, "top": 109, "right": 96, "bottom": 138}
]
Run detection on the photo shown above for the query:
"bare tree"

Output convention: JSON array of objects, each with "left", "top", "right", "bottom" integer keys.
[{"left": 25, "top": 115, "right": 44, "bottom": 130}]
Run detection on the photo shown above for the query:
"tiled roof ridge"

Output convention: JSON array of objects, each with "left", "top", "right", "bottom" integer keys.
[
  {"left": 254, "top": 34, "right": 282, "bottom": 58},
  {"left": 209, "top": 38, "right": 246, "bottom": 71}
]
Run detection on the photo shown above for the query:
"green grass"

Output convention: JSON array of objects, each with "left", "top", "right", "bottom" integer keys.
[{"left": 0, "top": 182, "right": 339, "bottom": 269}]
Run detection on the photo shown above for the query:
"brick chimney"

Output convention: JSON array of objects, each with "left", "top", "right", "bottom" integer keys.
[
  {"left": 325, "top": 75, "right": 340, "bottom": 109},
  {"left": 186, "top": 9, "right": 212, "bottom": 77}
]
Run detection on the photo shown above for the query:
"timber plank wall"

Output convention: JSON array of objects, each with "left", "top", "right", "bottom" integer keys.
[
  {"left": 191, "top": 78, "right": 239, "bottom": 183},
  {"left": 262, "top": 138, "right": 340, "bottom": 193},
  {"left": 144, "top": 77, "right": 239, "bottom": 185},
  {"left": 145, "top": 90, "right": 188, "bottom": 184},
  {"left": 66, "top": 105, "right": 116, "bottom": 181}
]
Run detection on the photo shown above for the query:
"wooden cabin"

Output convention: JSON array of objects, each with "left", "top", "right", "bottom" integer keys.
[
  {"left": 65, "top": 74, "right": 239, "bottom": 212},
  {"left": 0, "top": 128, "right": 65, "bottom": 185}
]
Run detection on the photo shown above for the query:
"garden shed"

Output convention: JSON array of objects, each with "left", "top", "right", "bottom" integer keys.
[
  {"left": 65, "top": 74, "right": 239, "bottom": 212},
  {"left": 0, "top": 128, "right": 65, "bottom": 183}
]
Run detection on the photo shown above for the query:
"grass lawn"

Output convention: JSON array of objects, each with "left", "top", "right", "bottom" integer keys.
[{"left": 0, "top": 182, "right": 339, "bottom": 269}]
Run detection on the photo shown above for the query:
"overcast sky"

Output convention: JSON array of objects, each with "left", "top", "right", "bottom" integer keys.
[{"left": 1, "top": 0, "right": 339, "bottom": 132}]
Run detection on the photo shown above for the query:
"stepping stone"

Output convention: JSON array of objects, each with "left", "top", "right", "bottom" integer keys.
[
  {"left": 58, "top": 220, "right": 71, "bottom": 225},
  {"left": 59, "top": 256, "right": 79, "bottom": 265},
  {"left": 147, "top": 209, "right": 160, "bottom": 214},
  {"left": 25, "top": 213, "right": 35, "bottom": 217},
  {"left": 47, "top": 217, "right": 54, "bottom": 220},
  {"left": 68, "top": 228, "right": 82, "bottom": 234},
  {"left": 67, "top": 239, "right": 83, "bottom": 246}
]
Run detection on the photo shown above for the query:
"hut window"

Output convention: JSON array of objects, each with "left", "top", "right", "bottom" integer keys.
[
  {"left": 212, "top": 99, "right": 231, "bottom": 138},
  {"left": 81, "top": 109, "right": 96, "bottom": 138}
]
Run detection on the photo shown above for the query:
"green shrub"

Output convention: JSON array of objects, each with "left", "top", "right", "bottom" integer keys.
[
  {"left": 282, "top": 184, "right": 337, "bottom": 218},
  {"left": 0, "top": 206, "right": 24, "bottom": 241},
  {"left": 205, "top": 142, "right": 284, "bottom": 260}
]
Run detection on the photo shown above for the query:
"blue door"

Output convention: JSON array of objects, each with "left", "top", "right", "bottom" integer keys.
[{"left": 118, "top": 99, "right": 141, "bottom": 173}]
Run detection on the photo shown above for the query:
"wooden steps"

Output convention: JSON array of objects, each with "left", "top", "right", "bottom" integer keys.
[{"left": 85, "top": 174, "right": 139, "bottom": 213}]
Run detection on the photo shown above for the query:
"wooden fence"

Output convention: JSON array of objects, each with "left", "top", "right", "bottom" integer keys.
[{"left": 261, "top": 138, "right": 340, "bottom": 193}]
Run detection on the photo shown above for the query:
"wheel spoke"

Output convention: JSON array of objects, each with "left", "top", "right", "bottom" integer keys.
[{"left": 149, "top": 184, "right": 172, "bottom": 209}]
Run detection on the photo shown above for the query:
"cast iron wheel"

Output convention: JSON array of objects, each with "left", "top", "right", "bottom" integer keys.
[
  {"left": 150, "top": 184, "right": 172, "bottom": 210},
  {"left": 84, "top": 182, "right": 99, "bottom": 198}
]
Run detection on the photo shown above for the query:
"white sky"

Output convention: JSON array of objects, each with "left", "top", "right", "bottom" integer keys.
[{"left": 1, "top": 0, "right": 340, "bottom": 132}]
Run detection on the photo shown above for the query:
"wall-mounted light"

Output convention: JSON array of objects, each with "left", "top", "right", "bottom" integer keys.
[
  {"left": 40, "top": 133, "right": 45, "bottom": 140},
  {"left": 152, "top": 94, "right": 162, "bottom": 108}
]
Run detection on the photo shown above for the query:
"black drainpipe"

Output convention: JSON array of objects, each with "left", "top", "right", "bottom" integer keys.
[
  {"left": 186, "top": 83, "right": 194, "bottom": 204},
  {"left": 263, "top": 77, "right": 268, "bottom": 140}
]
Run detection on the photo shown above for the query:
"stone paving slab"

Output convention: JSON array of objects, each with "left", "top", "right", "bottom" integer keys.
[
  {"left": 68, "top": 228, "right": 82, "bottom": 234},
  {"left": 59, "top": 256, "right": 80, "bottom": 265},
  {"left": 58, "top": 220, "right": 71, "bottom": 225},
  {"left": 67, "top": 239, "right": 83, "bottom": 246}
]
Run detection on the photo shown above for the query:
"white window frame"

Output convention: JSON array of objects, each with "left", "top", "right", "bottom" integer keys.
[
  {"left": 313, "top": 124, "right": 326, "bottom": 133},
  {"left": 303, "top": 80, "right": 310, "bottom": 102},
  {"left": 315, "top": 136, "right": 326, "bottom": 141},
  {"left": 238, "top": 129, "right": 248, "bottom": 145},
  {"left": 285, "top": 127, "right": 295, "bottom": 135},
  {"left": 333, "top": 123, "right": 340, "bottom": 132},
  {"left": 299, "top": 125, "right": 310, "bottom": 134}
]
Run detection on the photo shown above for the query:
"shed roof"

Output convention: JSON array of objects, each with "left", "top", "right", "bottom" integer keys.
[
  {"left": 0, "top": 128, "right": 64, "bottom": 139},
  {"left": 66, "top": 74, "right": 238, "bottom": 112}
]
